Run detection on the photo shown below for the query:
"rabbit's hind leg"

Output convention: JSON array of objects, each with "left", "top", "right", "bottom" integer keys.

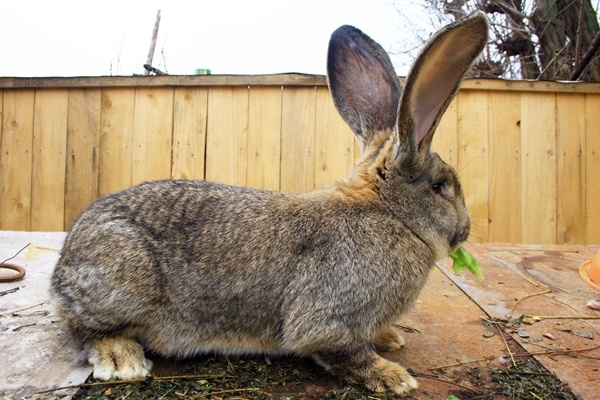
[
  {"left": 372, "top": 326, "right": 405, "bottom": 352},
  {"left": 87, "top": 336, "right": 153, "bottom": 381},
  {"left": 314, "top": 347, "right": 418, "bottom": 395}
]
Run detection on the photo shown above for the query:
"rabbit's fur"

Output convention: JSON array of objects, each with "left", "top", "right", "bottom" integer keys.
[{"left": 51, "top": 12, "right": 488, "bottom": 395}]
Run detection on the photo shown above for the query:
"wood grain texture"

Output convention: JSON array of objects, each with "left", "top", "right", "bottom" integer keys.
[
  {"left": 65, "top": 89, "right": 101, "bottom": 229},
  {"left": 31, "top": 89, "right": 68, "bottom": 231},
  {"left": 205, "top": 87, "right": 249, "bottom": 186},
  {"left": 457, "top": 90, "right": 489, "bottom": 243},
  {"left": 0, "top": 90, "right": 34, "bottom": 230},
  {"left": 585, "top": 94, "right": 600, "bottom": 244},
  {"left": 556, "top": 93, "right": 586, "bottom": 244},
  {"left": 247, "top": 86, "right": 282, "bottom": 191},
  {"left": 98, "top": 89, "right": 135, "bottom": 196},
  {"left": 432, "top": 98, "right": 459, "bottom": 169},
  {"left": 488, "top": 91, "right": 522, "bottom": 243},
  {"left": 314, "top": 87, "right": 355, "bottom": 188},
  {"left": 280, "top": 87, "right": 316, "bottom": 193},
  {"left": 172, "top": 88, "right": 208, "bottom": 180},
  {"left": 131, "top": 88, "right": 174, "bottom": 185},
  {"left": 521, "top": 92, "right": 557, "bottom": 244}
]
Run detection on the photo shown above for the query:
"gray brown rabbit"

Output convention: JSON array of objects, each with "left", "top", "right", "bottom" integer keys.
[{"left": 51, "top": 12, "right": 488, "bottom": 395}]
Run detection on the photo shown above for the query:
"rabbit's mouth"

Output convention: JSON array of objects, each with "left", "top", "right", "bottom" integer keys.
[
  {"left": 449, "top": 223, "right": 470, "bottom": 251},
  {"left": 449, "top": 234, "right": 462, "bottom": 251}
]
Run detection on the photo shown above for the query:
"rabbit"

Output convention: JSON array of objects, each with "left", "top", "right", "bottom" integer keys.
[{"left": 51, "top": 11, "right": 488, "bottom": 395}]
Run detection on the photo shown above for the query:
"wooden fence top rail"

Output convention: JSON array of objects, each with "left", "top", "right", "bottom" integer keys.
[{"left": 1, "top": 75, "right": 599, "bottom": 93}]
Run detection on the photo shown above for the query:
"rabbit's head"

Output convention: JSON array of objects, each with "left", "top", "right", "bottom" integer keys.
[{"left": 328, "top": 12, "right": 488, "bottom": 261}]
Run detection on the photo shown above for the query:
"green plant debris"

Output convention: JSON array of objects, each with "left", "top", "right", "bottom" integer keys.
[
  {"left": 69, "top": 354, "right": 584, "bottom": 399},
  {"left": 450, "top": 246, "right": 484, "bottom": 282},
  {"left": 71, "top": 356, "right": 400, "bottom": 399},
  {"left": 491, "top": 360, "right": 583, "bottom": 400},
  {"left": 451, "top": 359, "right": 583, "bottom": 400}
]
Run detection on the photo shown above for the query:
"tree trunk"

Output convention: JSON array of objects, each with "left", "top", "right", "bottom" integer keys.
[{"left": 533, "top": 0, "right": 600, "bottom": 80}]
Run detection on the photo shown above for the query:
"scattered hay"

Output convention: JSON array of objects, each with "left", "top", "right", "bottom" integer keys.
[
  {"left": 71, "top": 356, "right": 397, "bottom": 399},
  {"left": 491, "top": 359, "right": 583, "bottom": 400},
  {"left": 69, "top": 352, "right": 583, "bottom": 399}
]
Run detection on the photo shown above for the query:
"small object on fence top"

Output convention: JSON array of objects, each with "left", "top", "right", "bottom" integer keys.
[
  {"left": 195, "top": 68, "right": 211, "bottom": 75},
  {"left": 145, "top": 10, "right": 161, "bottom": 76}
]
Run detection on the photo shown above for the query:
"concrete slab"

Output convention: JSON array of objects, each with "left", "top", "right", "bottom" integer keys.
[{"left": 0, "top": 231, "right": 92, "bottom": 399}]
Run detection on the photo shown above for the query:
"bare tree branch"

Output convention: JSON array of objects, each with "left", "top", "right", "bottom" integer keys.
[
  {"left": 397, "top": 0, "right": 600, "bottom": 80},
  {"left": 570, "top": 29, "right": 600, "bottom": 80}
]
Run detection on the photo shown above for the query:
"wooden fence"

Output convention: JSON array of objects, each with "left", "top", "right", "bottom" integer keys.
[{"left": 1, "top": 75, "right": 599, "bottom": 245}]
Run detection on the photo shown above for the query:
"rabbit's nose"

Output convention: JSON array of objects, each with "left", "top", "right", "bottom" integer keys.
[
  {"left": 458, "top": 221, "right": 471, "bottom": 242},
  {"left": 450, "top": 221, "right": 470, "bottom": 248}
]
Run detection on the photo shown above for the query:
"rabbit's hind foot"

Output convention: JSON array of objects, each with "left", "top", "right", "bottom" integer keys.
[
  {"left": 373, "top": 326, "right": 405, "bottom": 352},
  {"left": 315, "top": 349, "right": 418, "bottom": 395},
  {"left": 87, "top": 336, "right": 153, "bottom": 381}
]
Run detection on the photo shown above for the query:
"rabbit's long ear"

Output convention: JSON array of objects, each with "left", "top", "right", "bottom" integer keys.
[
  {"left": 327, "top": 25, "right": 401, "bottom": 152},
  {"left": 394, "top": 12, "right": 488, "bottom": 172}
]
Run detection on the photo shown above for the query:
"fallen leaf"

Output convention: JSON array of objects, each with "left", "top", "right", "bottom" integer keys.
[
  {"left": 587, "top": 299, "right": 600, "bottom": 311},
  {"left": 572, "top": 330, "right": 594, "bottom": 340},
  {"left": 543, "top": 332, "right": 555, "bottom": 340}
]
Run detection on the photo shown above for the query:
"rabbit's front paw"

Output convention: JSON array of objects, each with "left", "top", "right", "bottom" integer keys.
[
  {"left": 373, "top": 326, "right": 405, "bottom": 352},
  {"left": 317, "top": 350, "right": 417, "bottom": 395},
  {"left": 88, "top": 337, "right": 153, "bottom": 381},
  {"left": 365, "top": 356, "right": 418, "bottom": 395}
]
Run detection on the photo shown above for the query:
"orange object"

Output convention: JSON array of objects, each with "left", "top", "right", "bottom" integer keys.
[
  {"left": 0, "top": 263, "right": 26, "bottom": 282},
  {"left": 580, "top": 248, "right": 600, "bottom": 291}
]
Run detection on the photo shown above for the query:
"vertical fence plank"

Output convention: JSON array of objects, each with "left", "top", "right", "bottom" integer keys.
[
  {"left": 0, "top": 90, "right": 34, "bottom": 230},
  {"left": 246, "top": 86, "right": 282, "bottom": 191},
  {"left": 205, "top": 87, "right": 249, "bottom": 186},
  {"left": 65, "top": 89, "right": 101, "bottom": 228},
  {"left": 280, "top": 87, "right": 316, "bottom": 193},
  {"left": 314, "top": 87, "right": 355, "bottom": 188},
  {"left": 585, "top": 94, "right": 600, "bottom": 244},
  {"left": 488, "top": 91, "right": 522, "bottom": 243},
  {"left": 172, "top": 88, "right": 208, "bottom": 180},
  {"left": 521, "top": 92, "right": 557, "bottom": 244},
  {"left": 457, "top": 90, "right": 489, "bottom": 243},
  {"left": 556, "top": 93, "right": 586, "bottom": 244},
  {"left": 132, "top": 88, "right": 174, "bottom": 185},
  {"left": 99, "top": 89, "right": 135, "bottom": 196},
  {"left": 432, "top": 98, "right": 459, "bottom": 169},
  {"left": 31, "top": 90, "right": 68, "bottom": 231}
]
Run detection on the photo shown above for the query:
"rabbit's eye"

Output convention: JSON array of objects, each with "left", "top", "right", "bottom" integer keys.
[{"left": 432, "top": 182, "right": 453, "bottom": 200}]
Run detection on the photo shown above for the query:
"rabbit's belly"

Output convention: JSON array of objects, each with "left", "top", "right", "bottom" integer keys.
[{"left": 145, "top": 328, "right": 284, "bottom": 357}]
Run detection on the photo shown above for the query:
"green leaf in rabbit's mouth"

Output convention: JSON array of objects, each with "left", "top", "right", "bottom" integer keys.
[{"left": 449, "top": 246, "right": 484, "bottom": 282}]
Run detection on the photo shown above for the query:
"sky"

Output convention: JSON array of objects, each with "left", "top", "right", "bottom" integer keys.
[{"left": 0, "top": 0, "right": 434, "bottom": 77}]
